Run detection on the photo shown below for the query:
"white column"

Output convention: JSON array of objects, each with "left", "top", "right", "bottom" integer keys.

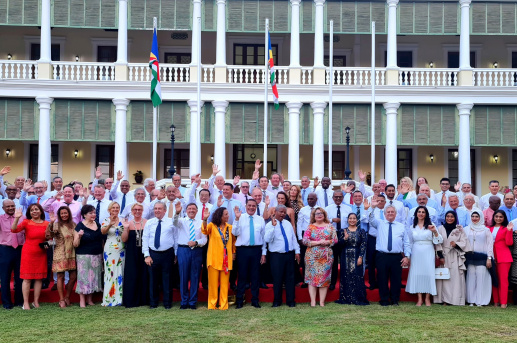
[
  {"left": 191, "top": 0, "right": 203, "bottom": 65},
  {"left": 36, "top": 96, "right": 53, "bottom": 185},
  {"left": 39, "top": 0, "right": 51, "bottom": 62},
  {"left": 286, "top": 102, "right": 303, "bottom": 180},
  {"left": 457, "top": 103, "right": 473, "bottom": 184},
  {"left": 383, "top": 102, "right": 400, "bottom": 185},
  {"left": 113, "top": 99, "right": 130, "bottom": 179},
  {"left": 311, "top": 102, "right": 327, "bottom": 178},
  {"left": 313, "top": 0, "right": 325, "bottom": 68},
  {"left": 290, "top": 0, "right": 301, "bottom": 67},
  {"left": 215, "top": 0, "right": 226, "bottom": 66},
  {"left": 115, "top": 0, "right": 128, "bottom": 65},
  {"left": 188, "top": 99, "right": 204, "bottom": 176},
  {"left": 212, "top": 101, "right": 228, "bottom": 177},
  {"left": 386, "top": 0, "right": 399, "bottom": 69},
  {"left": 459, "top": 0, "right": 472, "bottom": 70}
]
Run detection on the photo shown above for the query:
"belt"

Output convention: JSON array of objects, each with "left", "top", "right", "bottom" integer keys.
[
  {"left": 270, "top": 250, "right": 294, "bottom": 254},
  {"left": 178, "top": 244, "right": 201, "bottom": 249},
  {"left": 237, "top": 245, "right": 262, "bottom": 249},
  {"left": 377, "top": 251, "right": 403, "bottom": 255},
  {"left": 150, "top": 248, "right": 174, "bottom": 254}
]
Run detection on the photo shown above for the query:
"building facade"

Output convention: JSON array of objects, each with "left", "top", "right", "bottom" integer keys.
[{"left": 1, "top": 0, "right": 517, "bottom": 193}]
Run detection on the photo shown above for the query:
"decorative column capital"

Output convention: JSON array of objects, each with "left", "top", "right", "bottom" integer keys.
[
  {"left": 216, "top": 0, "right": 226, "bottom": 4},
  {"left": 192, "top": 0, "right": 203, "bottom": 4},
  {"left": 310, "top": 101, "right": 327, "bottom": 113},
  {"left": 36, "top": 96, "right": 54, "bottom": 109},
  {"left": 112, "top": 98, "right": 130, "bottom": 108},
  {"left": 290, "top": 0, "right": 301, "bottom": 5},
  {"left": 387, "top": 0, "right": 399, "bottom": 7},
  {"left": 459, "top": 0, "right": 472, "bottom": 8},
  {"left": 118, "top": 0, "right": 128, "bottom": 3},
  {"left": 211, "top": 100, "right": 229, "bottom": 110},
  {"left": 383, "top": 102, "right": 400, "bottom": 114},
  {"left": 456, "top": 103, "right": 474, "bottom": 114},
  {"left": 188, "top": 100, "right": 205, "bottom": 111},
  {"left": 314, "top": 0, "right": 325, "bottom": 6},
  {"left": 286, "top": 102, "right": 303, "bottom": 111}
]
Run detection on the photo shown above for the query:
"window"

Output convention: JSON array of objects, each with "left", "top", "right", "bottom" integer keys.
[
  {"left": 385, "top": 51, "right": 413, "bottom": 84},
  {"left": 324, "top": 56, "right": 346, "bottom": 67},
  {"left": 29, "top": 144, "right": 59, "bottom": 181},
  {"left": 164, "top": 149, "right": 190, "bottom": 178},
  {"left": 447, "top": 51, "right": 476, "bottom": 68},
  {"left": 30, "top": 43, "right": 61, "bottom": 61},
  {"left": 397, "top": 149, "right": 412, "bottom": 182},
  {"left": 164, "top": 52, "right": 191, "bottom": 64},
  {"left": 233, "top": 144, "right": 277, "bottom": 179},
  {"left": 95, "top": 145, "right": 114, "bottom": 180},
  {"left": 512, "top": 150, "right": 517, "bottom": 188},
  {"left": 233, "top": 44, "right": 277, "bottom": 66},
  {"left": 448, "top": 149, "right": 476, "bottom": 193},
  {"left": 97, "top": 46, "right": 117, "bottom": 62},
  {"left": 512, "top": 52, "right": 517, "bottom": 84},
  {"left": 324, "top": 151, "right": 346, "bottom": 180}
]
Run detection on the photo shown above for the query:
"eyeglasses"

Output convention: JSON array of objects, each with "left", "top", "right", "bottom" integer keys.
[
  {"left": 241, "top": 186, "right": 249, "bottom": 188},
  {"left": 315, "top": 212, "right": 324, "bottom": 216}
]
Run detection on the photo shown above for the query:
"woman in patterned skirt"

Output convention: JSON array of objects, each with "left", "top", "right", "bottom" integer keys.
[{"left": 303, "top": 207, "right": 337, "bottom": 307}]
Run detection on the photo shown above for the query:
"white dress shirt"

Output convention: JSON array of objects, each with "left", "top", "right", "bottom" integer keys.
[
  {"left": 148, "top": 198, "right": 187, "bottom": 219},
  {"left": 346, "top": 203, "right": 369, "bottom": 232},
  {"left": 173, "top": 215, "right": 207, "bottom": 247},
  {"left": 142, "top": 217, "right": 177, "bottom": 257},
  {"left": 433, "top": 190, "right": 455, "bottom": 208},
  {"left": 367, "top": 208, "right": 387, "bottom": 237},
  {"left": 369, "top": 216, "right": 411, "bottom": 257},
  {"left": 300, "top": 187, "right": 314, "bottom": 206},
  {"left": 254, "top": 202, "right": 266, "bottom": 217},
  {"left": 264, "top": 219, "right": 300, "bottom": 254},
  {"left": 120, "top": 201, "right": 152, "bottom": 221},
  {"left": 479, "top": 192, "right": 504, "bottom": 211},
  {"left": 87, "top": 198, "right": 110, "bottom": 224},
  {"left": 315, "top": 188, "right": 334, "bottom": 208},
  {"left": 325, "top": 203, "right": 352, "bottom": 231},
  {"left": 385, "top": 198, "right": 406, "bottom": 224},
  {"left": 232, "top": 213, "right": 267, "bottom": 255},
  {"left": 296, "top": 205, "right": 315, "bottom": 240},
  {"left": 193, "top": 202, "right": 213, "bottom": 221}
]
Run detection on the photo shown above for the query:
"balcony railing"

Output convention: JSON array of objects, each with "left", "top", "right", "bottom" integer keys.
[
  {"left": 227, "top": 65, "right": 289, "bottom": 84},
  {"left": 474, "top": 69, "right": 517, "bottom": 87},
  {"left": 0, "top": 60, "right": 38, "bottom": 79},
  {"left": 52, "top": 62, "right": 115, "bottom": 81},
  {"left": 398, "top": 68, "right": 458, "bottom": 86},
  {"left": 129, "top": 63, "right": 191, "bottom": 82},
  {"left": 327, "top": 67, "right": 386, "bottom": 86}
]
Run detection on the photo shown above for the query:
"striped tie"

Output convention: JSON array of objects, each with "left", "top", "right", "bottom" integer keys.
[{"left": 189, "top": 219, "right": 195, "bottom": 242}]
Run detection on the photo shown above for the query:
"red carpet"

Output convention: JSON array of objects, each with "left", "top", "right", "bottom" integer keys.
[{"left": 1, "top": 268, "right": 421, "bottom": 305}]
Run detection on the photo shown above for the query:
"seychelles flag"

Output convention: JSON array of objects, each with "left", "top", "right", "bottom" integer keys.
[
  {"left": 268, "top": 31, "right": 279, "bottom": 110},
  {"left": 149, "top": 27, "right": 162, "bottom": 107}
]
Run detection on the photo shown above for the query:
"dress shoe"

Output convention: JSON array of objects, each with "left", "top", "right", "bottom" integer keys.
[
  {"left": 288, "top": 303, "right": 296, "bottom": 308},
  {"left": 180, "top": 305, "right": 188, "bottom": 309},
  {"left": 260, "top": 282, "right": 269, "bottom": 289},
  {"left": 190, "top": 305, "right": 197, "bottom": 310},
  {"left": 392, "top": 302, "right": 399, "bottom": 306},
  {"left": 368, "top": 284, "right": 378, "bottom": 290},
  {"left": 3, "top": 305, "right": 13, "bottom": 310},
  {"left": 329, "top": 284, "right": 336, "bottom": 291},
  {"left": 272, "top": 303, "right": 281, "bottom": 308},
  {"left": 202, "top": 284, "right": 208, "bottom": 290},
  {"left": 230, "top": 284, "right": 237, "bottom": 291},
  {"left": 236, "top": 303, "right": 243, "bottom": 309},
  {"left": 251, "top": 302, "right": 261, "bottom": 308},
  {"left": 164, "top": 306, "right": 172, "bottom": 310},
  {"left": 379, "top": 301, "right": 390, "bottom": 307},
  {"left": 301, "top": 283, "right": 308, "bottom": 288},
  {"left": 149, "top": 305, "right": 158, "bottom": 309},
  {"left": 245, "top": 283, "right": 250, "bottom": 290}
]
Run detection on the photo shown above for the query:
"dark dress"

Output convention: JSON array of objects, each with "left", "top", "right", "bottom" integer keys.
[
  {"left": 336, "top": 228, "right": 369, "bottom": 305},
  {"left": 123, "top": 230, "right": 149, "bottom": 308}
]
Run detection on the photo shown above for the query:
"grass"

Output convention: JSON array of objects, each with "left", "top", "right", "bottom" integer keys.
[{"left": 1, "top": 302, "right": 517, "bottom": 343}]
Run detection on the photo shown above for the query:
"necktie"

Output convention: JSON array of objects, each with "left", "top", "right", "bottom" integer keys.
[
  {"left": 149, "top": 194, "right": 152, "bottom": 202},
  {"left": 249, "top": 215, "right": 255, "bottom": 246},
  {"left": 219, "top": 190, "right": 223, "bottom": 195},
  {"left": 336, "top": 205, "right": 341, "bottom": 231},
  {"left": 324, "top": 189, "right": 328, "bottom": 207},
  {"left": 257, "top": 205, "right": 261, "bottom": 216},
  {"left": 109, "top": 193, "right": 113, "bottom": 201},
  {"left": 154, "top": 219, "right": 162, "bottom": 249},
  {"left": 245, "top": 195, "right": 248, "bottom": 204},
  {"left": 37, "top": 197, "right": 41, "bottom": 204},
  {"left": 279, "top": 221, "right": 289, "bottom": 253},
  {"left": 262, "top": 190, "right": 266, "bottom": 201},
  {"left": 189, "top": 219, "right": 195, "bottom": 242},
  {"left": 387, "top": 222, "right": 393, "bottom": 252},
  {"left": 390, "top": 200, "right": 393, "bottom": 205},
  {"left": 121, "top": 193, "right": 126, "bottom": 212},
  {"left": 272, "top": 187, "right": 278, "bottom": 190},
  {"left": 453, "top": 208, "right": 458, "bottom": 224},
  {"left": 302, "top": 189, "right": 306, "bottom": 200},
  {"left": 380, "top": 209, "right": 384, "bottom": 220},
  {"left": 96, "top": 200, "right": 101, "bottom": 224},
  {"left": 350, "top": 194, "right": 353, "bottom": 204},
  {"left": 202, "top": 203, "right": 206, "bottom": 219},
  {"left": 356, "top": 206, "right": 361, "bottom": 221}
]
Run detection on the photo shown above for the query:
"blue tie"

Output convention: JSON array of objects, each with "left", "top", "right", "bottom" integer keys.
[
  {"left": 96, "top": 200, "right": 101, "bottom": 224},
  {"left": 109, "top": 193, "right": 113, "bottom": 201},
  {"left": 189, "top": 219, "right": 195, "bottom": 242},
  {"left": 387, "top": 222, "right": 393, "bottom": 252},
  {"left": 121, "top": 193, "right": 126, "bottom": 212},
  {"left": 154, "top": 220, "right": 162, "bottom": 249},
  {"left": 324, "top": 189, "right": 328, "bottom": 207},
  {"left": 302, "top": 189, "right": 306, "bottom": 202},
  {"left": 279, "top": 221, "right": 289, "bottom": 253},
  {"left": 257, "top": 205, "right": 260, "bottom": 216},
  {"left": 249, "top": 215, "right": 255, "bottom": 246},
  {"left": 225, "top": 200, "right": 234, "bottom": 223}
]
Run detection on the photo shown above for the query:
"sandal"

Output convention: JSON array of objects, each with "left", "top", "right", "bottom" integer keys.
[
  {"left": 59, "top": 300, "right": 67, "bottom": 308},
  {"left": 64, "top": 297, "right": 71, "bottom": 306}
]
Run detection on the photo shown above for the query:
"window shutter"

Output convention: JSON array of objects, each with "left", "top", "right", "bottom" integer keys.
[
  {"left": 429, "top": 2, "right": 443, "bottom": 34},
  {"left": 145, "top": 0, "right": 160, "bottom": 29},
  {"left": 301, "top": 0, "right": 313, "bottom": 32},
  {"left": 501, "top": 107, "right": 516, "bottom": 146},
  {"left": 471, "top": 3, "right": 486, "bottom": 34},
  {"left": 354, "top": 105, "right": 369, "bottom": 144},
  {"left": 228, "top": 104, "right": 243, "bottom": 143},
  {"left": 342, "top": 2, "right": 355, "bottom": 33},
  {"left": 85, "top": 0, "right": 101, "bottom": 27},
  {"left": 443, "top": 2, "right": 458, "bottom": 34},
  {"left": 227, "top": 0, "right": 243, "bottom": 31},
  {"left": 302, "top": 104, "right": 312, "bottom": 144},
  {"left": 487, "top": 107, "right": 501, "bottom": 145},
  {"left": 172, "top": 102, "right": 188, "bottom": 142},
  {"left": 130, "top": 102, "right": 145, "bottom": 141},
  {"left": 7, "top": 0, "right": 22, "bottom": 24},
  {"left": 160, "top": 0, "right": 175, "bottom": 29},
  {"left": 83, "top": 101, "right": 99, "bottom": 141},
  {"left": 441, "top": 106, "right": 456, "bottom": 145},
  {"left": 326, "top": 1, "right": 341, "bottom": 33},
  {"left": 0, "top": 99, "right": 5, "bottom": 139},
  {"left": 473, "top": 106, "right": 487, "bottom": 145},
  {"left": 501, "top": 4, "right": 516, "bottom": 34},
  {"left": 129, "top": 0, "right": 145, "bottom": 28},
  {"left": 70, "top": 0, "right": 85, "bottom": 26},
  {"left": 202, "top": 104, "right": 214, "bottom": 143},
  {"left": 245, "top": 0, "right": 259, "bottom": 32},
  {"left": 6, "top": 100, "right": 21, "bottom": 139},
  {"left": 356, "top": 2, "right": 370, "bottom": 33},
  {"left": 400, "top": 106, "right": 415, "bottom": 145},
  {"left": 100, "top": 0, "right": 117, "bottom": 28},
  {"left": 97, "top": 101, "right": 113, "bottom": 141},
  {"left": 53, "top": 100, "right": 69, "bottom": 140},
  {"left": 69, "top": 101, "right": 83, "bottom": 140},
  {"left": 20, "top": 100, "right": 35, "bottom": 140},
  {"left": 158, "top": 103, "right": 172, "bottom": 142},
  {"left": 244, "top": 104, "right": 258, "bottom": 143},
  {"left": 371, "top": 2, "right": 386, "bottom": 34},
  {"left": 0, "top": 0, "right": 7, "bottom": 24},
  {"left": 203, "top": 0, "right": 215, "bottom": 31},
  {"left": 273, "top": 0, "right": 289, "bottom": 32},
  {"left": 331, "top": 106, "right": 342, "bottom": 144},
  {"left": 175, "top": 0, "right": 191, "bottom": 29},
  {"left": 427, "top": 107, "right": 442, "bottom": 145},
  {"left": 23, "top": 0, "right": 40, "bottom": 25},
  {"left": 414, "top": 3, "right": 428, "bottom": 34},
  {"left": 53, "top": 0, "right": 70, "bottom": 26},
  {"left": 270, "top": 105, "right": 285, "bottom": 143},
  {"left": 398, "top": 2, "right": 414, "bottom": 34},
  {"left": 486, "top": 3, "right": 501, "bottom": 34}
]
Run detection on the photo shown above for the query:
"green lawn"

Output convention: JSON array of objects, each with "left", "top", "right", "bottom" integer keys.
[{"left": 2, "top": 302, "right": 517, "bottom": 342}]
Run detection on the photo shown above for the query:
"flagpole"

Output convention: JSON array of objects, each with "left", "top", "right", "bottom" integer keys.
[
  {"left": 197, "top": 15, "right": 202, "bottom": 176},
  {"left": 371, "top": 21, "right": 376, "bottom": 183},
  {"left": 152, "top": 17, "right": 158, "bottom": 180},
  {"left": 263, "top": 18, "right": 269, "bottom": 177},
  {"left": 328, "top": 20, "right": 333, "bottom": 179}
]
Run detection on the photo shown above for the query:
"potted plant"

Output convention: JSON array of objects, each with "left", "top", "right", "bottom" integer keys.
[{"left": 133, "top": 170, "right": 144, "bottom": 184}]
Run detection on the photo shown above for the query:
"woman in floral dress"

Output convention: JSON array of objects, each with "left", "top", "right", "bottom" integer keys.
[
  {"left": 303, "top": 207, "right": 338, "bottom": 307},
  {"left": 101, "top": 202, "right": 125, "bottom": 307}
]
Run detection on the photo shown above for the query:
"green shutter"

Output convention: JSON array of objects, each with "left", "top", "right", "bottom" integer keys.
[
  {"left": 226, "top": 0, "right": 289, "bottom": 33},
  {"left": 128, "top": 0, "right": 191, "bottom": 30},
  {"left": 398, "top": 2, "right": 459, "bottom": 35},
  {"left": 0, "top": 99, "right": 37, "bottom": 140},
  {"left": 203, "top": 0, "right": 215, "bottom": 31},
  {"left": 399, "top": 105, "right": 456, "bottom": 146},
  {"left": 324, "top": 1, "right": 388, "bottom": 34},
  {"left": 201, "top": 103, "right": 214, "bottom": 144},
  {"left": 226, "top": 103, "right": 286, "bottom": 144},
  {"left": 301, "top": 0, "right": 313, "bottom": 33},
  {"left": 51, "top": 0, "right": 117, "bottom": 29},
  {"left": 471, "top": 2, "right": 517, "bottom": 35}
]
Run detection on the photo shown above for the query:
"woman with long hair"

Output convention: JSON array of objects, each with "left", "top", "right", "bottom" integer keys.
[
  {"left": 415, "top": 177, "right": 435, "bottom": 197},
  {"left": 289, "top": 185, "right": 304, "bottom": 224},
  {"left": 398, "top": 176, "right": 416, "bottom": 200},
  {"left": 264, "top": 191, "right": 296, "bottom": 230},
  {"left": 405, "top": 206, "right": 443, "bottom": 306},
  {"left": 46, "top": 206, "right": 77, "bottom": 308},
  {"left": 489, "top": 210, "right": 513, "bottom": 308}
]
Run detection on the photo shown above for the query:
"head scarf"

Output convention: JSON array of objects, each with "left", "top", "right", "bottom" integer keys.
[
  {"left": 442, "top": 210, "right": 458, "bottom": 237},
  {"left": 469, "top": 209, "right": 486, "bottom": 231}
]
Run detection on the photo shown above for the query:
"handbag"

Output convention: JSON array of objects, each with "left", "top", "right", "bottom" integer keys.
[{"left": 435, "top": 267, "right": 450, "bottom": 280}]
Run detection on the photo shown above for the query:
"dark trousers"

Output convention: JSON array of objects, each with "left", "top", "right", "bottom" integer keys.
[
  {"left": 230, "top": 259, "right": 238, "bottom": 288},
  {"left": 177, "top": 246, "right": 203, "bottom": 306},
  {"left": 148, "top": 248, "right": 174, "bottom": 307},
  {"left": 270, "top": 251, "right": 296, "bottom": 306},
  {"left": 366, "top": 234, "right": 378, "bottom": 286},
  {"left": 236, "top": 246, "right": 262, "bottom": 304},
  {"left": 298, "top": 243, "right": 307, "bottom": 283},
  {"left": 376, "top": 252, "right": 402, "bottom": 305},
  {"left": 330, "top": 245, "right": 342, "bottom": 286},
  {"left": 0, "top": 245, "right": 23, "bottom": 308}
]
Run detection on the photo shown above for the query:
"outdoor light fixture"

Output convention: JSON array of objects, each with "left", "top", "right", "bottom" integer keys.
[
  {"left": 5, "top": 149, "right": 11, "bottom": 158},
  {"left": 75, "top": 55, "right": 80, "bottom": 62},
  {"left": 210, "top": 155, "right": 214, "bottom": 162},
  {"left": 429, "top": 61, "right": 434, "bottom": 68},
  {"left": 494, "top": 155, "right": 499, "bottom": 163},
  {"left": 7, "top": 53, "right": 12, "bottom": 60},
  {"left": 430, "top": 154, "right": 434, "bottom": 163},
  {"left": 453, "top": 151, "right": 459, "bottom": 159},
  {"left": 493, "top": 61, "right": 498, "bottom": 68},
  {"left": 74, "top": 149, "right": 79, "bottom": 158}
]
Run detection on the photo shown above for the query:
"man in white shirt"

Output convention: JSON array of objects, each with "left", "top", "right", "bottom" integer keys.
[
  {"left": 363, "top": 193, "right": 387, "bottom": 290},
  {"left": 455, "top": 182, "right": 479, "bottom": 208},
  {"left": 232, "top": 200, "right": 267, "bottom": 309},
  {"left": 47, "top": 176, "right": 63, "bottom": 197},
  {"left": 264, "top": 205, "right": 300, "bottom": 308},
  {"left": 85, "top": 185, "right": 110, "bottom": 225},
  {"left": 433, "top": 178, "right": 455, "bottom": 207},
  {"left": 149, "top": 186, "right": 186, "bottom": 219},
  {"left": 143, "top": 178, "right": 156, "bottom": 204},
  {"left": 251, "top": 175, "right": 277, "bottom": 208},
  {"left": 91, "top": 167, "right": 117, "bottom": 201},
  {"left": 479, "top": 180, "right": 504, "bottom": 211},
  {"left": 460, "top": 194, "right": 480, "bottom": 216},
  {"left": 437, "top": 194, "right": 470, "bottom": 227},
  {"left": 186, "top": 178, "right": 214, "bottom": 221},
  {"left": 384, "top": 184, "right": 406, "bottom": 224},
  {"left": 172, "top": 174, "right": 187, "bottom": 197},
  {"left": 234, "top": 181, "right": 253, "bottom": 205},
  {"left": 142, "top": 202, "right": 177, "bottom": 309},
  {"left": 300, "top": 176, "right": 314, "bottom": 206},
  {"left": 172, "top": 201, "right": 207, "bottom": 310},
  {"left": 120, "top": 188, "right": 152, "bottom": 220},
  {"left": 326, "top": 190, "right": 352, "bottom": 291},
  {"left": 296, "top": 193, "right": 317, "bottom": 287},
  {"left": 251, "top": 188, "right": 266, "bottom": 217},
  {"left": 315, "top": 177, "right": 333, "bottom": 208},
  {"left": 110, "top": 178, "right": 134, "bottom": 213}
]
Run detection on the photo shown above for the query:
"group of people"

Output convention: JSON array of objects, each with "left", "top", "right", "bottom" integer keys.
[{"left": 1, "top": 162, "right": 517, "bottom": 310}]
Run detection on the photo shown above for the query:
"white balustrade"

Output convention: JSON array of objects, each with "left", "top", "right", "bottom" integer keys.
[
  {"left": 227, "top": 66, "right": 267, "bottom": 84},
  {"left": 129, "top": 63, "right": 190, "bottom": 82},
  {"left": 51, "top": 62, "right": 115, "bottom": 81},
  {"left": 0, "top": 61, "right": 38, "bottom": 79},
  {"left": 326, "top": 67, "right": 386, "bottom": 86},
  {"left": 398, "top": 68, "right": 458, "bottom": 86},
  {"left": 301, "top": 67, "right": 313, "bottom": 84},
  {"left": 474, "top": 69, "right": 517, "bottom": 87},
  {"left": 202, "top": 65, "right": 215, "bottom": 83}
]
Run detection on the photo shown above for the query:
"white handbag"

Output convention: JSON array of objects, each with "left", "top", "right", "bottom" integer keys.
[{"left": 435, "top": 267, "right": 450, "bottom": 280}]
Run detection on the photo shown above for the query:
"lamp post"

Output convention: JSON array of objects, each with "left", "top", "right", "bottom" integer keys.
[
  {"left": 344, "top": 126, "right": 352, "bottom": 180},
  {"left": 168, "top": 124, "right": 176, "bottom": 177}
]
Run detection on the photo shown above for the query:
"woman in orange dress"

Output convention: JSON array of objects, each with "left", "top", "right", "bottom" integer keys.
[
  {"left": 201, "top": 207, "right": 236, "bottom": 310},
  {"left": 11, "top": 203, "right": 49, "bottom": 310}
]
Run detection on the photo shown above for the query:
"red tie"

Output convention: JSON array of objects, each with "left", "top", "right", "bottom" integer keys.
[
  {"left": 350, "top": 194, "right": 353, "bottom": 204},
  {"left": 202, "top": 203, "right": 206, "bottom": 217},
  {"left": 37, "top": 197, "right": 41, "bottom": 204}
]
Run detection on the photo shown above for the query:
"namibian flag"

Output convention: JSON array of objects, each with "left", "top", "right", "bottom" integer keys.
[
  {"left": 149, "top": 27, "right": 162, "bottom": 107},
  {"left": 268, "top": 31, "right": 279, "bottom": 110}
]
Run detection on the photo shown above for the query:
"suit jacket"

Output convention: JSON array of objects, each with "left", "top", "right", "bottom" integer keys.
[{"left": 489, "top": 226, "right": 514, "bottom": 263}]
